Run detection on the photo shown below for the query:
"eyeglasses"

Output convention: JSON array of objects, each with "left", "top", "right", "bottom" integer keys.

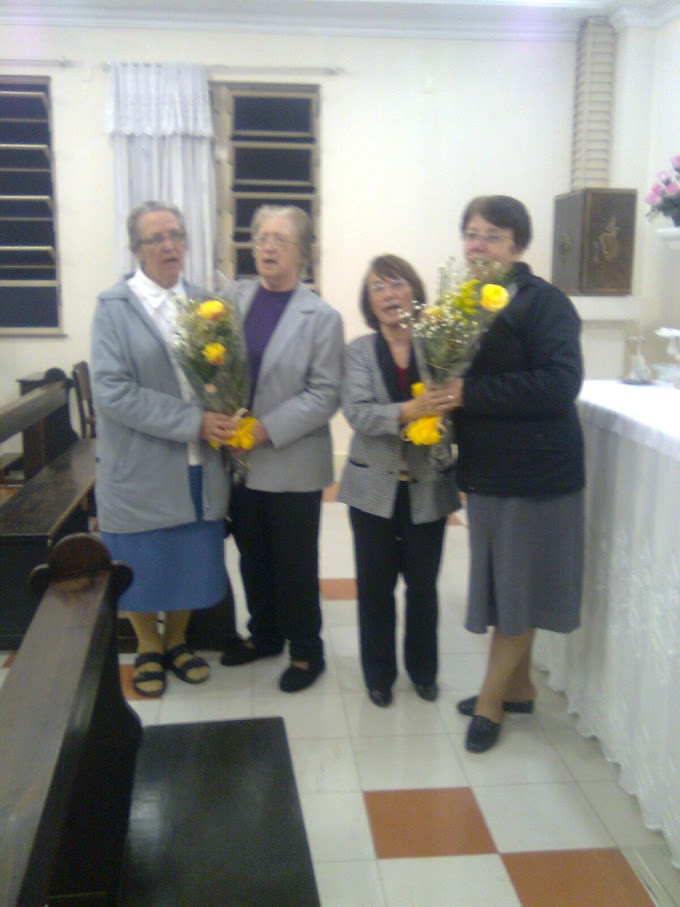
[
  {"left": 254, "top": 233, "right": 295, "bottom": 250},
  {"left": 139, "top": 230, "right": 186, "bottom": 247},
  {"left": 461, "top": 230, "right": 511, "bottom": 245},
  {"left": 368, "top": 278, "right": 408, "bottom": 293}
]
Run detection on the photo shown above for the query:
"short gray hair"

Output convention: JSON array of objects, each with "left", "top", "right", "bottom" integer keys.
[
  {"left": 127, "top": 200, "right": 186, "bottom": 253},
  {"left": 250, "top": 204, "right": 313, "bottom": 274}
]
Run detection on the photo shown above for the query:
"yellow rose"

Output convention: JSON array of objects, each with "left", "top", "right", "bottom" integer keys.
[
  {"left": 225, "top": 415, "right": 257, "bottom": 451},
  {"left": 203, "top": 342, "right": 226, "bottom": 365},
  {"left": 197, "top": 299, "right": 226, "bottom": 321},
  {"left": 405, "top": 416, "right": 443, "bottom": 445},
  {"left": 480, "top": 284, "right": 509, "bottom": 312}
]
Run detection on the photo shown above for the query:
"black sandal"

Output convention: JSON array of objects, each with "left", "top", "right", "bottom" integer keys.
[
  {"left": 163, "top": 643, "right": 210, "bottom": 684},
  {"left": 133, "top": 651, "right": 167, "bottom": 697}
]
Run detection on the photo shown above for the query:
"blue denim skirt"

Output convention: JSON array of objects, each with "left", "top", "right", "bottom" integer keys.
[{"left": 102, "top": 466, "right": 227, "bottom": 613}]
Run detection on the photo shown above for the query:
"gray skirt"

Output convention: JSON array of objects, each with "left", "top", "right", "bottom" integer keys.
[{"left": 465, "top": 490, "right": 584, "bottom": 635}]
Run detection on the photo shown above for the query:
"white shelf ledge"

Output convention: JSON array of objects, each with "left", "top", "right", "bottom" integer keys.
[
  {"left": 656, "top": 226, "right": 680, "bottom": 250},
  {"left": 570, "top": 295, "right": 642, "bottom": 322}
]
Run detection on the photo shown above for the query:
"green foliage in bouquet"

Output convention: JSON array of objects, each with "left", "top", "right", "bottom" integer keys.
[{"left": 174, "top": 297, "right": 249, "bottom": 415}]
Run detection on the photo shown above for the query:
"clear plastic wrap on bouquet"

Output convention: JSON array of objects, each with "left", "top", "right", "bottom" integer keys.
[
  {"left": 173, "top": 296, "right": 253, "bottom": 477},
  {"left": 400, "top": 258, "right": 512, "bottom": 471}
]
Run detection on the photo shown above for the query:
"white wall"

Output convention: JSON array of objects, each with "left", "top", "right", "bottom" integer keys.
[
  {"left": 0, "top": 15, "right": 675, "bottom": 457},
  {"left": 612, "top": 16, "right": 680, "bottom": 328}
]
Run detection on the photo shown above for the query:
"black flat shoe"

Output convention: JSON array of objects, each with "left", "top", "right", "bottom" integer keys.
[
  {"left": 279, "top": 659, "right": 325, "bottom": 693},
  {"left": 414, "top": 682, "right": 439, "bottom": 702},
  {"left": 457, "top": 695, "right": 534, "bottom": 717},
  {"left": 368, "top": 688, "right": 393, "bottom": 708},
  {"left": 220, "top": 637, "right": 283, "bottom": 666},
  {"left": 465, "top": 715, "right": 501, "bottom": 753}
]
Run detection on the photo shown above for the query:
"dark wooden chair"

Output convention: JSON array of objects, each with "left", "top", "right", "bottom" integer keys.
[{"left": 71, "top": 361, "right": 96, "bottom": 439}]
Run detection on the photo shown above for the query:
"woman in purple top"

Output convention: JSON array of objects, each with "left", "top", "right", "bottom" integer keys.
[{"left": 221, "top": 206, "right": 344, "bottom": 693}]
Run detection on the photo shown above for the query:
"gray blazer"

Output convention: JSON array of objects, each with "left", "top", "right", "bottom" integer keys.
[
  {"left": 230, "top": 279, "right": 344, "bottom": 492},
  {"left": 337, "top": 333, "right": 460, "bottom": 524},
  {"left": 92, "top": 277, "right": 230, "bottom": 533}
]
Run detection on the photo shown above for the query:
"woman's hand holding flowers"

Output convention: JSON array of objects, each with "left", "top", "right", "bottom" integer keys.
[
  {"left": 400, "top": 382, "right": 461, "bottom": 447},
  {"left": 223, "top": 413, "right": 268, "bottom": 459},
  {"left": 399, "top": 383, "right": 459, "bottom": 425},
  {"left": 201, "top": 411, "right": 234, "bottom": 446}
]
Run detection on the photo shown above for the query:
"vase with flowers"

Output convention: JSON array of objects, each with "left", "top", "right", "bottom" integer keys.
[{"left": 645, "top": 154, "right": 680, "bottom": 226}]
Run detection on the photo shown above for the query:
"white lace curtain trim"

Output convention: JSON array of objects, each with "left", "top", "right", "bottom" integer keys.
[{"left": 106, "top": 62, "right": 214, "bottom": 138}]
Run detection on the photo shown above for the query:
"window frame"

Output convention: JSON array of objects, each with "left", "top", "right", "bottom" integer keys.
[
  {"left": 212, "top": 82, "right": 319, "bottom": 288},
  {"left": 0, "top": 75, "right": 61, "bottom": 336}
]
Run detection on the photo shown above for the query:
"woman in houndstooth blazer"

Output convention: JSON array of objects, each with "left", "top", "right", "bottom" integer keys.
[{"left": 338, "top": 255, "right": 461, "bottom": 707}]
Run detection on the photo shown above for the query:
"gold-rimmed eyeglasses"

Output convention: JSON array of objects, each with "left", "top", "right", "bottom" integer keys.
[
  {"left": 139, "top": 230, "right": 186, "bottom": 247},
  {"left": 368, "top": 278, "right": 408, "bottom": 293},
  {"left": 461, "top": 230, "right": 511, "bottom": 246},
  {"left": 254, "top": 233, "right": 295, "bottom": 251}
]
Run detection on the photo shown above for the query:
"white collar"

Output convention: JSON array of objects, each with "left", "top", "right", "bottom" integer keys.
[{"left": 129, "top": 267, "right": 184, "bottom": 310}]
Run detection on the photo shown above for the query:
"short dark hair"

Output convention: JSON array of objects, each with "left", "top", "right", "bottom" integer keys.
[
  {"left": 460, "top": 195, "right": 532, "bottom": 252},
  {"left": 360, "top": 254, "right": 426, "bottom": 331},
  {"left": 127, "top": 200, "right": 185, "bottom": 253}
]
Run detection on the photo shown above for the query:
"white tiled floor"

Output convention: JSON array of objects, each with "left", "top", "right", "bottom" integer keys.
[
  {"left": 177, "top": 504, "right": 680, "bottom": 904},
  {"left": 5, "top": 499, "right": 678, "bottom": 906}
]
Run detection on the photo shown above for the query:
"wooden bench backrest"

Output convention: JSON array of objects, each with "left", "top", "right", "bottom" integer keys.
[
  {"left": 71, "top": 361, "right": 96, "bottom": 440},
  {"left": 0, "top": 382, "right": 68, "bottom": 446},
  {"left": 0, "top": 372, "right": 79, "bottom": 480},
  {"left": 0, "top": 535, "right": 140, "bottom": 907}
]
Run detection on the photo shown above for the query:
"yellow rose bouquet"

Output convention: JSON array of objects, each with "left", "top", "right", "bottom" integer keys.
[
  {"left": 173, "top": 297, "right": 255, "bottom": 455},
  {"left": 400, "top": 259, "right": 511, "bottom": 455},
  {"left": 409, "top": 259, "right": 511, "bottom": 385}
]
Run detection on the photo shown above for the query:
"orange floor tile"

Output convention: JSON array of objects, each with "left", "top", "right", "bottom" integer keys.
[
  {"left": 320, "top": 578, "right": 357, "bottom": 600},
  {"left": 503, "top": 849, "right": 656, "bottom": 907},
  {"left": 322, "top": 482, "right": 338, "bottom": 502},
  {"left": 365, "top": 788, "right": 496, "bottom": 859}
]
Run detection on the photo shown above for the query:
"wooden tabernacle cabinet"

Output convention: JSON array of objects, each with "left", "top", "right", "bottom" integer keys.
[{"left": 551, "top": 188, "right": 637, "bottom": 295}]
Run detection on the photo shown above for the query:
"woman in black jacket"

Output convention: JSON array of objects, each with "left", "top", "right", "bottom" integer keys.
[{"left": 448, "top": 195, "right": 585, "bottom": 753}]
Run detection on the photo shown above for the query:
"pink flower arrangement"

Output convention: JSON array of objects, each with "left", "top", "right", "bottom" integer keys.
[{"left": 645, "top": 154, "right": 680, "bottom": 223}]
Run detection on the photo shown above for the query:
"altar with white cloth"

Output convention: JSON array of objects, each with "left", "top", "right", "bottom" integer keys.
[{"left": 534, "top": 379, "right": 680, "bottom": 868}]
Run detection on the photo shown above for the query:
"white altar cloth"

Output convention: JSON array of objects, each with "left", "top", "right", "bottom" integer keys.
[{"left": 534, "top": 380, "right": 680, "bottom": 867}]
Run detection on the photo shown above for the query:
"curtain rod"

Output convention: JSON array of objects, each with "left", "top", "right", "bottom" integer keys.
[
  {"left": 0, "top": 58, "right": 343, "bottom": 76},
  {"left": 101, "top": 62, "right": 343, "bottom": 76},
  {"left": 209, "top": 65, "right": 343, "bottom": 76},
  {"left": 0, "top": 57, "right": 75, "bottom": 67}
]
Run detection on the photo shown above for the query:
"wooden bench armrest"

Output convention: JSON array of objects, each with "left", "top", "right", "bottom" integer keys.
[{"left": 0, "top": 535, "right": 137, "bottom": 906}]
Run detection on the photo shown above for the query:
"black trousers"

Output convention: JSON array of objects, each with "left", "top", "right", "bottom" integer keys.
[
  {"left": 350, "top": 483, "right": 446, "bottom": 692},
  {"left": 231, "top": 485, "right": 323, "bottom": 664}
]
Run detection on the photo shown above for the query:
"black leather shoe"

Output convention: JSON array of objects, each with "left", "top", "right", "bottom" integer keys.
[
  {"left": 279, "top": 659, "right": 325, "bottom": 693},
  {"left": 220, "top": 637, "right": 283, "bottom": 666},
  {"left": 368, "top": 688, "right": 393, "bottom": 708},
  {"left": 465, "top": 715, "right": 501, "bottom": 753},
  {"left": 457, "top": 695, "right": 534, "bottom": 717},
  {"left": 414, "top": 682, "right": 439, "bottom": 702}
]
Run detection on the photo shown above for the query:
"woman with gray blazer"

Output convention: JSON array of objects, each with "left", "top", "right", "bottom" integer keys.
[
  {"left": 220, "top": 206, "right": 344, "bottom": 693},
  {"left": 338, "top": 255, "right": 461, "bottom": 707},
  {"left": 92, "top": 201, "right": 233, "bottom": 697}
]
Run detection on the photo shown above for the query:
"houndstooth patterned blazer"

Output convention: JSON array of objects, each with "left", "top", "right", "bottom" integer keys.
[{"left": 337, "top": 333, "right": 460, "bottom": 524}]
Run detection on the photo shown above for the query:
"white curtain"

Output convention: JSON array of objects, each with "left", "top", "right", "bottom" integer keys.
[{"left": 106, "top": 63, "right": 216, "bottom": 289}]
